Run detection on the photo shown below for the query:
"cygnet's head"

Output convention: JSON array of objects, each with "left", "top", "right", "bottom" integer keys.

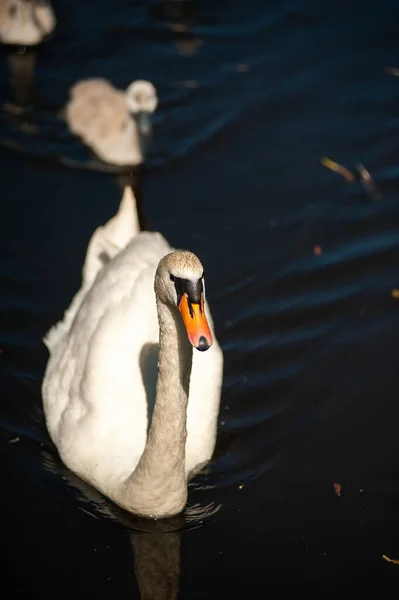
[
  {"left": 155, "top": 251, "right": 213, "bottom": 352},
  {"left": 32, "top": 0, "right": 56, "bottom": 35},
  {"left": 0, "top": 0, "right": 56, "bottom": 45},
  {"left": 125, "top": 80, "right": 158, "bottom": 136}
]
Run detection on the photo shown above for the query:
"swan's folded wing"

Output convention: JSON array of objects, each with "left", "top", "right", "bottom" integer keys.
[
  {"left": 42, "top": 231, "right": 171, "bottom": 447},
  {"left": 43, "top": 231, "right": 170, "bottom": 353},
  {"left": 66, "top": 81, "right": 126, "bottom": 143}
]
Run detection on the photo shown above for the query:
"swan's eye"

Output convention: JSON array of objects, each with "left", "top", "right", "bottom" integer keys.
[{"left": 170, "top": 274, "right": 175, "bottom": 282}]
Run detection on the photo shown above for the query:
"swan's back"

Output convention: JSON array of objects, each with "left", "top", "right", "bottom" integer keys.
[
  {"left": 66, "top": 78, "right": 127, "bottom": 143},
  {"left": 69, "top": 78, "right": 115, "bottom": 100},
  {"left": 44, "top": 186, "right": 140, "bottom": 353},
  {"left": 42, "top": 231, "right": 171, "bottom": 481},
  {"left": 64, "top": 77, "right": 145, "bottom": 165},
  {"left": 66, "top": 231, "right": 170, "bottom": 354},
  {"left": 55, "top": 231, "right": 169, "bottom": 365}
]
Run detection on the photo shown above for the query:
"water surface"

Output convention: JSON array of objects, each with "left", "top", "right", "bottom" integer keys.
[{"left": 1, "top": 0, "right": 399, "bottom": 594}]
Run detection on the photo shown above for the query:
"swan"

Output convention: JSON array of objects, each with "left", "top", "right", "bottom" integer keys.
[
  {"left": 0, "top": 0, "right": 56, "bottom": 46},
  {"left": 64, "top": 79, "right": 158, "bottom": 166},
  {"left": 41, "top": 186, "right": 223, "bottom": 518}
]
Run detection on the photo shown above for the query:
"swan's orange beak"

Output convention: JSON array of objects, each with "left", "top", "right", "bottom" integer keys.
[{"left": 178, "top": 293, "right": 213, "bottom": 351}]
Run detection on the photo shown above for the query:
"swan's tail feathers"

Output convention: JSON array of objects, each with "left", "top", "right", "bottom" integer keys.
[
  {"left": 120, "top": 185, "right": 141, "bottom": 238},
  {"left": 82, "top": 185, "right": 140, "bottom": 286}
]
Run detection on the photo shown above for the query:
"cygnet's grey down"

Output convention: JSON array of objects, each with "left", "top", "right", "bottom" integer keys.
[
  {"left": 0, "top": 0, "right": 56, "bottom": 45},
  {"left": 65, "top": 78, "right": 158, "bottom": 166}
]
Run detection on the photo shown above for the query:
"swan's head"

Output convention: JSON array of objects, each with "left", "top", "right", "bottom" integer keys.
[
  {"left": 155, "top": 251, "right": 213, "bottom": 352},
  {"left": 125, "top": 80, "right": 158, "bottom": 136},
  {"left": 0, "top": 0, "right": 56, "bottom": 45}
]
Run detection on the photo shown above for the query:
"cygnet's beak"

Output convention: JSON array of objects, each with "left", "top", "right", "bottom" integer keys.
[
  {"left": 136, "top": 110, "right": 152, "bottom": 136},
  {"left": 178, "top": 292, "right": 213, "bottom": 352}
]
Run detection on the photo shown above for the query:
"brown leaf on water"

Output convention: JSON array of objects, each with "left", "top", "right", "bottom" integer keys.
[
  {"left": 356, "top": 163, "right": 383, "bottom": 201},
  {"left": 321, "top": 157, "right": 355, "bottom": 183},
  {"left": 382, "top": 554, "right": 399, "bottom": 565},
  {"left": 391, "top": 289, "right": 399, "bottom": 299},
  {"left": 313, "top": 245, "right": 322, "bottom": 256},
  {"left": 384, "top": 67, "right": 399, "bottom": 76},
  {"left": 333, "top": 482, "right": 342, "bottom": 497},
  {"left": 180, "top": 79, "right": 198, "bottom": 89}
]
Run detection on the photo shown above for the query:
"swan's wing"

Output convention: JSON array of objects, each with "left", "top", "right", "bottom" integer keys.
[
  {"left": 65, "top": 80, "right": 126, "bottom": 142},
  {"left": 68, "top": 78, "right": 115, "bottom": 100},
  {"left": 42, "top": 232, "right": 171, "bottom": 456},
  {"left": 44, "top": 187, "right": 141, "bottom": 353}
]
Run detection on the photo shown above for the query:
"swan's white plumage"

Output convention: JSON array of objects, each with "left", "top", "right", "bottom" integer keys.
[{"left": 42, "top": 187, "right": 223, "bottom": 512}]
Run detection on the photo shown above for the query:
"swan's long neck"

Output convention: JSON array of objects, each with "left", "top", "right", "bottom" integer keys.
[
  {"left": 121, "top": 116, "right": 143, "bottom": 164},
  {"left": 124, "top": 298, "right": 192, "bottom": 518}
]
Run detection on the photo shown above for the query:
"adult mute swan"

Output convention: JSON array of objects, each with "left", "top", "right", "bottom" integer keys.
[
  {"left": 0, "top": 0, "right": 56, "bottom": 46},
  {"left": 64, "top": 79, "right": 158, "bottom": 166},
  {"left": 41, "top": 187, "right": 223, "bottom": 518}
]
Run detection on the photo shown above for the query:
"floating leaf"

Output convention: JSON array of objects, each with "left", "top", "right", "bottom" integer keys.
[
  {"left": 384, "top": 67, "right": 399, "bottom": 76},
  {"left": 382, "top": 554, "right": 399, "bottom": 565},
  {"left": 321, "top": 157, "right": 355, "bottom": 182},
  {"left": 356, "top": 163, "right": 382, "bottom": 201},
  {"left": 333, "top": 482, "right": 341, "bottom": 497}
]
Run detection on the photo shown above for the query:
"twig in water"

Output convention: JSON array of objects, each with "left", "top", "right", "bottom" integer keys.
[
  {"left": 356, "top": 163, "right": 382, "bottom": 201},
  {"left": 321, "top": 157, "right": 355, "bottom": 183}
]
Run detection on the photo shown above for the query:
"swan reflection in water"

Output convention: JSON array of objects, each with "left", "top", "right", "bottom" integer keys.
[
  {"left": 5, "top": 48, "right": 37, "bottom": 111},
  {"left": 40, "top": 448, "right": 220, "bottom": 600},
  {"left": 1, "top": 0, "right": 56, "bottom": 111}
]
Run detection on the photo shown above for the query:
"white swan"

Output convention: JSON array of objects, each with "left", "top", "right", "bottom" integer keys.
[
  {"left": 41, "top": 186, "right": 223, "bottom": 518},
  {"left": 0, "top": 0, "right": 56, "bottom": 45},
  {"left": 64, "top": 79, "right": 158, "bottom": 166}
]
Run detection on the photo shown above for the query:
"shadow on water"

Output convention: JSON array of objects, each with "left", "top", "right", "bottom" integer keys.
[{"left": 41, "top": 451, "right": 186, "bottom": 600}]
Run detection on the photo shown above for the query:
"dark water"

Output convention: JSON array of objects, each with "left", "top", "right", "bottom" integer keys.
[{"left": 2, "top": 0, "right": 399, "bottom": 594}]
